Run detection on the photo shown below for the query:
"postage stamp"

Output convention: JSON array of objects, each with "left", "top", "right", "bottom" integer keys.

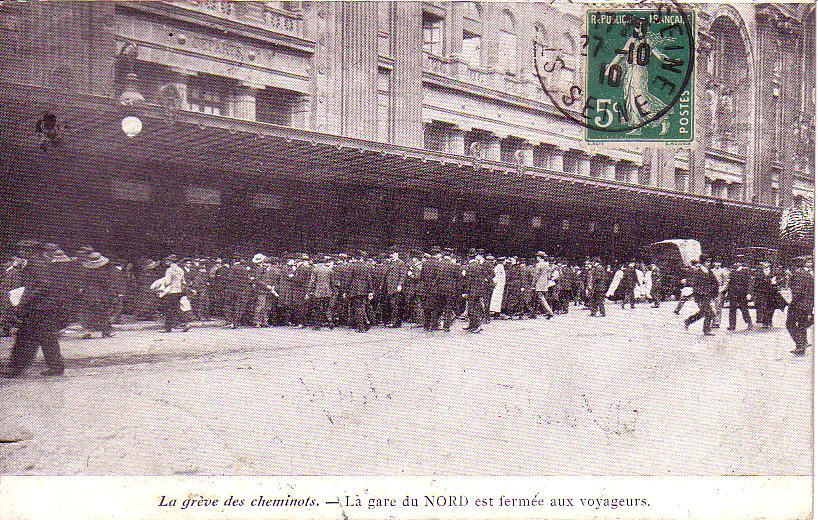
[{"left": 534, "top": 1, "right": 696, "bottom": 144}]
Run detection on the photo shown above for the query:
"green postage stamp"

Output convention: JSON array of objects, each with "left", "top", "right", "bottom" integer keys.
[
  {"left": 584, "top": 6, "right": 696, "bottom": 143},
  {"left": 534, "top": 2, "right": 696, "bottom": 144}
]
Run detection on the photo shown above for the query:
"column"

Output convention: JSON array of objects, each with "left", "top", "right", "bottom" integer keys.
[
  {"left": 549, "top": 147, "right": 565, "bottom": 172},
  {"left": 689, "top": 32, "right": 715, "bottom": 196},
  {"left": 231, "top": 83, "right": 259, "bottom": 121},
  {"left": 484, "top": 134, "right": 502, "bottom": 161},
  {"left": 751, "top": 6, "right": 795, "bottom": 205},
  {"left": 777, "top": 19, "right": 802, "bottom": 208},
  {"left": 166, "top": 67, "right": 195, "bottom": 111},
  {"left": 449, "top": 128, "right": 466, "bottom": 155},
  {"left": 577, "top": 152, "right": 592, "bottom": 177},
  {"left": 516, "top": 142, "right": 534, "bottom": 166},
  {"left": 392, "top": 1, "right": 424, "bottom": 146},
  {"left": 601, "top": 157, "right": 617, "bottom": 181},
  {"left": 291, "top": 94, "right": 310, "bottom": 129},
  {"left": 330, "top": 1, "right": 379, "bottom": 140}
]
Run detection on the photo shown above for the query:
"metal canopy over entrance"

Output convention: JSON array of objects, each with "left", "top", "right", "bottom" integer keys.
[{"left": 0, "top": 82, "right": 781, "bottom": 256}]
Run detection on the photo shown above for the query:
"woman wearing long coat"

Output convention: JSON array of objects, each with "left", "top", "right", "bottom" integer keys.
[
  {"left": 502, "top": 259, "right": 525, "bottom": 318},
  {"left": 78, "top": 253, "right": 114, "bottom": 338},
  {"left": 489, "top": 260, "right": 506, "bottom": 315}
]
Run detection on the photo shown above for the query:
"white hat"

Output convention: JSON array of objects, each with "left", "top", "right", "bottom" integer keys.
[{"left": 252, "top": 253, "right": 266, "bottom": 264}]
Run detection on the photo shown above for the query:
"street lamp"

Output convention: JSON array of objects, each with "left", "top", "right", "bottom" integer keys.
[
  {"left": 118, "top": 72, "right": 145, "bottom": 137},
  {"left": 121, "top": 116, "right": 142, "bottom": 138}
]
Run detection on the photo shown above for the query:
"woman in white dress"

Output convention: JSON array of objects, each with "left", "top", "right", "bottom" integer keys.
[{"left": 489, "top": 257, "right": 506, "bottom": 317}]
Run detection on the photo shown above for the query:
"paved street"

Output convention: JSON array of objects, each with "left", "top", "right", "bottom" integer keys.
[{"left": 0, "top": 304, "right": 811, "bottom": 476}]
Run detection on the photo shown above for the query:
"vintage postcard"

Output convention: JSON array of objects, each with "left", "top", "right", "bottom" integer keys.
[{"left": 0, "top": 0, "right": 813, "bottom": 518}]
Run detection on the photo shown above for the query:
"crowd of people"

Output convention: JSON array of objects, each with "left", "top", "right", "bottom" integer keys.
[{"left": 1, "top": 239, "right": 813, "bottom": 377}]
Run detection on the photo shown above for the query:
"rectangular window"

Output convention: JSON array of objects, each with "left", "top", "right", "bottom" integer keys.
[
  {"left": 251, "top": 193, "right": 283, "bottom": 209},
  {"left": 462, "top": 31, "right": 481, "bottom": 68},
  {"left": 112, "top": 179, "right": 151, "bottom": 202},
  {"left": 531, "top": 216, "right": 543, "bottom": 228},
  {"left": 257, "top": 87, "right": 298, "bottom": 126},
  {"left": 184, "top": 186, "right": 221, "bottom": 205},
  {"left": 377, "top": 70, "right": 392, "bottom": 143},
  {"left": 422, "top": 12, "right": 444, "bottom": 56},
  {"left": 424, "top": 124, "right": 447, "bottom": 152},
  {"left": 563, "top": 153, "right": 579, "bottom": 174},
  {"left": 188, "top": 84, "right": 225, "bottom": 116},
  {"left": 674, "top": 169, "right": 689, "bottom": 192},
  {"left": 422, "top": 207, "right": 440, "bottom": 221}
]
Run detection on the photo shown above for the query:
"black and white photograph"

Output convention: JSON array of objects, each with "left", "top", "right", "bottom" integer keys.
[{"left": 0, "top": 0, "right": 814, "bottom": 517}]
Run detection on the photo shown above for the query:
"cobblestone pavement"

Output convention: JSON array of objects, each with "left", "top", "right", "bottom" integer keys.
[{"left": 0, "top": 303, "right": 811, "bottom": 476}]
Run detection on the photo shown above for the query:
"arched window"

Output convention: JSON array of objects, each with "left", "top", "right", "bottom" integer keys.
[
  {"left": 423, "top": 10, "right": 445, "bottom": 56},
  {"left": 463, "top": 1, "right": 482, "bottom": 22},
  {"left": 710, "top": 15, "right": 751, "bottom": 154},
  {"left": 498, "top": 10, "right": 517, "bottom": 73},
  {"left": 462, "top": 2, "right": 483, "bottom": 68},
  {"left": 560, "top": 32, "right": 577, "bottom": 84}
]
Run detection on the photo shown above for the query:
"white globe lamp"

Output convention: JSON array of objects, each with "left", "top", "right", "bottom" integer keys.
[{"left": 121, "top": 116, "right": 143, "bottom": 137}]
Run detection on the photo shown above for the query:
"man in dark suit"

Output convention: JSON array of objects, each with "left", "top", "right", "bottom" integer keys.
[
  {"left": 4, "top": 241, "right": 71, "bottom": 377},
  {"left": 787, "top": 256, "right": 814, "bottom": 356},
  {"left": 419, "top": 246, "right": 446, "bottom": 331},
  {"left": 683, "top": 256, "right": 719, "bottom": 335},
  {"left": 463, "top": 249, "right": 491, "bottom": 332},
  {"left": 587, "top": 257, "right": 608, "bottom": 317},
  {"left": 726, "top": 259, "right": 753, "bottom": 330},
  {"left": 384, "top": 248, "right": 407, "bottom": 328},
  {"left": 439, "top": 249, "right": 463, "bottom": 332},
  {"left": 344, "top": 251, "right": 373, "bottom": 332}
]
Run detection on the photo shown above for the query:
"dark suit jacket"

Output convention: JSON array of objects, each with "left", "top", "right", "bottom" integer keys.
[
  {"left": 464, "top": 260, "right": 491, "bottom": 296},
  {"left": 789, "top": 268, "right": 814, "bottom": 313},
  {"left": 419, "top": 257, "right": 446, "bottom": 297},
  {"left": 726, "top": 267, "right": 753, "bottom": 301},
  {"left": 345, "top": 262, "right": 372, "bottom": 297},
  {"left": 384, "top": 259, "right": 407, "bottom": 295}
]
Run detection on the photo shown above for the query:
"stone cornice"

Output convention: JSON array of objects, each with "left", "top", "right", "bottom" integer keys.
[{"left": 116, "top": 1, "right": 316, "bottom": 55}]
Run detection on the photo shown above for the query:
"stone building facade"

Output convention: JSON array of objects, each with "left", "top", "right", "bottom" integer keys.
[{"left": 0, "top": 1, "right": 813, "bottom": 258}]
